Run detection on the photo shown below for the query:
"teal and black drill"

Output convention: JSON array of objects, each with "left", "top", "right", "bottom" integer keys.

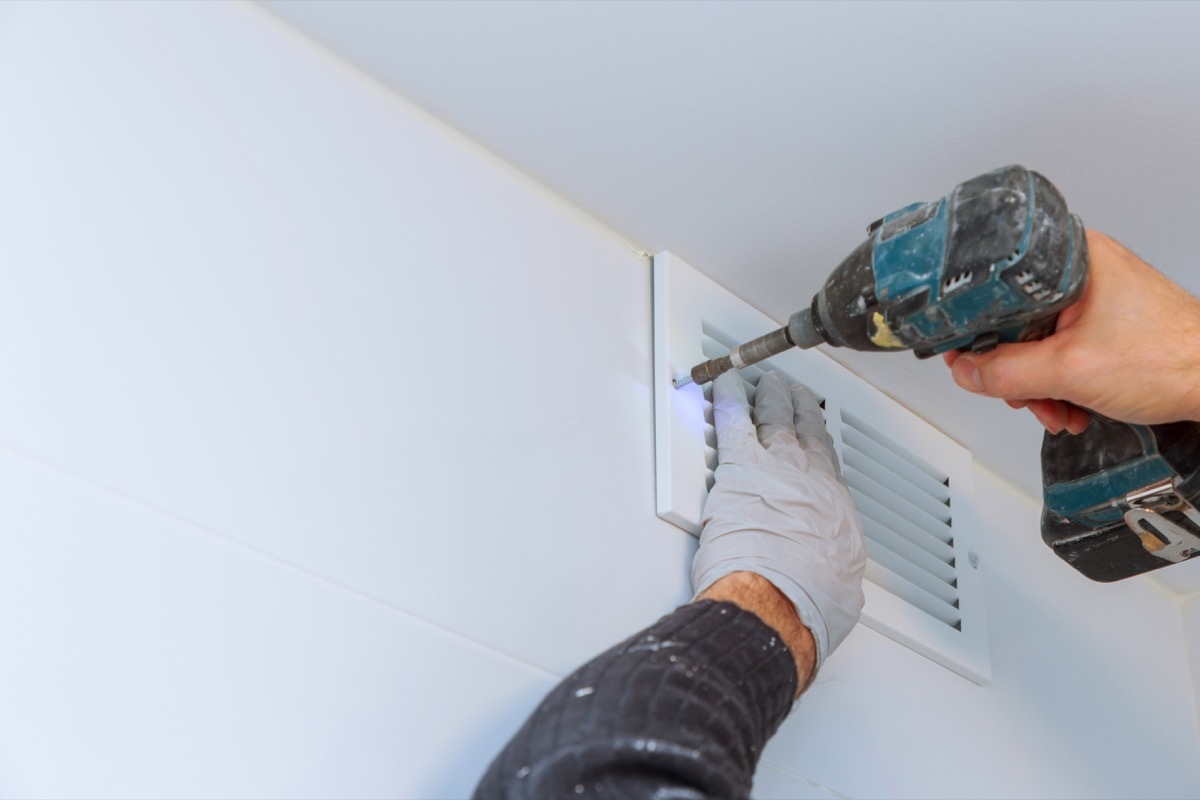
[
  {"left": 674, "top": 164, "right": 1088, "bottom": 387},
  {"left": 676, "top": 164, "right": 1200, "bottom": 582}
]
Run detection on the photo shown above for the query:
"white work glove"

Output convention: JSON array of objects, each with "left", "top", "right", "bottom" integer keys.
[{"left": 692, "top": 370, "right": 867, "bottom": 671}]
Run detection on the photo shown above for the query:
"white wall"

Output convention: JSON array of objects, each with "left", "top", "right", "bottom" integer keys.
[
  {"left": 1182, "top": 596, "right": 1200, "bottom": 745},
  {"left": 771, "top": 469, "right": 1200, "bottom": 798},
  {"left": 0, "top": 3, "right": 1196, "bottom": 798}
]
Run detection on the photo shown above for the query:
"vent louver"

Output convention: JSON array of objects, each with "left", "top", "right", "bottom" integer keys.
[
  {"left": 700, "top": 325, "right": 963, "bottom": 631},
  {"left": 840, "top": 409, "right": 961, "bottom": 631},
  {"left": 656, "top": 251, "right": 990, "bottom": 683}
]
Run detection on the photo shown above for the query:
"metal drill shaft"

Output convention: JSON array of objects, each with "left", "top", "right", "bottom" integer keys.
[{"left": 673, "top": 325, "right": 794, "bottom": 388}]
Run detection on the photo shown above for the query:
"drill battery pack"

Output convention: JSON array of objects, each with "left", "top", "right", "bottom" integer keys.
[{"left": 1041, "top": 417, "right": 1200, "bottom": 582}]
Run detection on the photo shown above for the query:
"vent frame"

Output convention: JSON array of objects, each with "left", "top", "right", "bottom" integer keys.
[{"left": 654, "top": 251, "right": 990, "bottom": 684}]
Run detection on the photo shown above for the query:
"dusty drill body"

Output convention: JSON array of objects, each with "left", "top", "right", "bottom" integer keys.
[
  {"left": 678, "top": 165, "right": 1200, "bottom": 581},
  {"left": 677, "top": 165, "right": 1088, "bottom": 386}
]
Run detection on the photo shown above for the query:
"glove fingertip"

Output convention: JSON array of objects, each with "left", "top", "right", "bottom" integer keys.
[
  {"left": 757, "top": 369, "right": 790, "bottom": 393},
  {"left": 712, "top": 371, "right": 758, "bottom": 459},
  {"left": 789, "top": 384, "right": 824, "bottom": 416},
  {"left": 712, "top": 370, "right": 750, "bottom": 406}
]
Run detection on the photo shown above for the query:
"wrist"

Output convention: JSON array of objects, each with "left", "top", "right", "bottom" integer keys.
[
  {"left": 1172, "top": 314, "right": 1200, "bottom": 423},
  {"left": 697, "top": 571, "right": 817, "bottom": 694}
]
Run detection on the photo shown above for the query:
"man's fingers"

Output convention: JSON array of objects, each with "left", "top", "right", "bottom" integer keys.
[
  {"left": 1025, "top": 399, "right": 1068, "bottom": 434},
  {"left": 1065, "top": 404, "right": 1092, "bottom": 434},
  {"left": 950, "top": 339, "right": 1063, "bottom": 401},
  {"left": 790, "top": 383, "right": 839, "bottom": 477},
  {"left": 753, "top": 371, "right": 800, "bottom": 456},
  {"left": 1018, "top": 398, "right": 1090, "bottom": 435},
  {"left": 789, "top": 384, "right": 826, "bottom": 442},
  {"left": 711, "top": 371, "right": 758, "bottom": 462},
  {"left": 949, "top": 355, "right": 986, "bottom": 393}
]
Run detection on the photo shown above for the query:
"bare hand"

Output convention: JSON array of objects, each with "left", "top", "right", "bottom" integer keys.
[{"left": 944, "top": 230, "right": 1200, "bottom": 433}]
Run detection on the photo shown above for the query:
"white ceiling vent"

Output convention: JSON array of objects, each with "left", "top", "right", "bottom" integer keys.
[{"left": 654, "top": 252, "right": 990, "bottom": 684}]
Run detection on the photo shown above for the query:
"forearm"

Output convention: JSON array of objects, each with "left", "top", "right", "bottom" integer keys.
[
  {"left": 477, "top": 370, "right": 861, "bottom": 798},
  {"left": 697, "top": 571, "right": 816, "bottom": 694},
  {"left": 474, "top": 595, "right": 799, "bottom": 800}
]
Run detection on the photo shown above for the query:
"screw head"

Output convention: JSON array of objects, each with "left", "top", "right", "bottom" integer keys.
[{"left": 968, "top": 551, "right": 980, "bottom": 569}]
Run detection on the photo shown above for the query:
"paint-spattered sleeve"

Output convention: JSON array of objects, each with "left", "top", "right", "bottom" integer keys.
[{"left": 473, "top": 600, "right": 797, "bottom": 800}]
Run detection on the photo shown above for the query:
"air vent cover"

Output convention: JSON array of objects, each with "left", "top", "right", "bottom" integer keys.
[{"left": 654, "top": 252, "right": 989, "bottom": 684}]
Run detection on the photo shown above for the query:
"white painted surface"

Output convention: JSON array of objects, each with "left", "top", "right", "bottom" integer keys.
[
  {"left": 258, "top": 0, "right": 1200, "bottom": 548},
  {"left": 751, "top": 765, "right": 841, "bottom": 800},
  {"left": 0, "top": 0, "right": 694, "bottom": 681},
  {"left": 1180, "top": 596, "right": 1200, "bottom": 747},
  {"left": 1, "top": 2, "right": 1198, "bottom": 797},
  {"left": 0, "top": 450, "right": 554, "bottom": 800}
]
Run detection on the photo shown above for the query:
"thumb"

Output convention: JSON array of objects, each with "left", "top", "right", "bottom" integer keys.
[{"left": 950, "top": 339, "right": 1064, "bottom": 402}]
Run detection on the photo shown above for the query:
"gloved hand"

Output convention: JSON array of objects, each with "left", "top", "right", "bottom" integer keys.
[{"left": 692, "top": 370, "right": 867, "bottom": 671}]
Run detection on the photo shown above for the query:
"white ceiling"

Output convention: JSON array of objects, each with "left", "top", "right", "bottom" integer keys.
[{"left": 257, "top": 0, "right": 1200, "bottom": 595}]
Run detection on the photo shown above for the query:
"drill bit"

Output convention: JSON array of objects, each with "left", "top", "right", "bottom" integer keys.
[{"left": 673, "top": 325, "right": 795, "bottom": 389}]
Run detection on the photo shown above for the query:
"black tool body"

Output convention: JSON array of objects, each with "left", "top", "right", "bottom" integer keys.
[{"left": 1042, "top": 418, "right": 1200, "bottom": 581}]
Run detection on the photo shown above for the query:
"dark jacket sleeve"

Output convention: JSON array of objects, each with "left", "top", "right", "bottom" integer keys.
[{"left": 473, "top": 600, "right": 797, "bottom": 799}]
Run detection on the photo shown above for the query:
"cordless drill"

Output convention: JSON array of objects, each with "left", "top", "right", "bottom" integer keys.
[
  {"left": 676, "top": 164, "right": 1200, "bottom": 581},
  {"left": 674, "top": 165, "right": 1088, "bottom": 387}
]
